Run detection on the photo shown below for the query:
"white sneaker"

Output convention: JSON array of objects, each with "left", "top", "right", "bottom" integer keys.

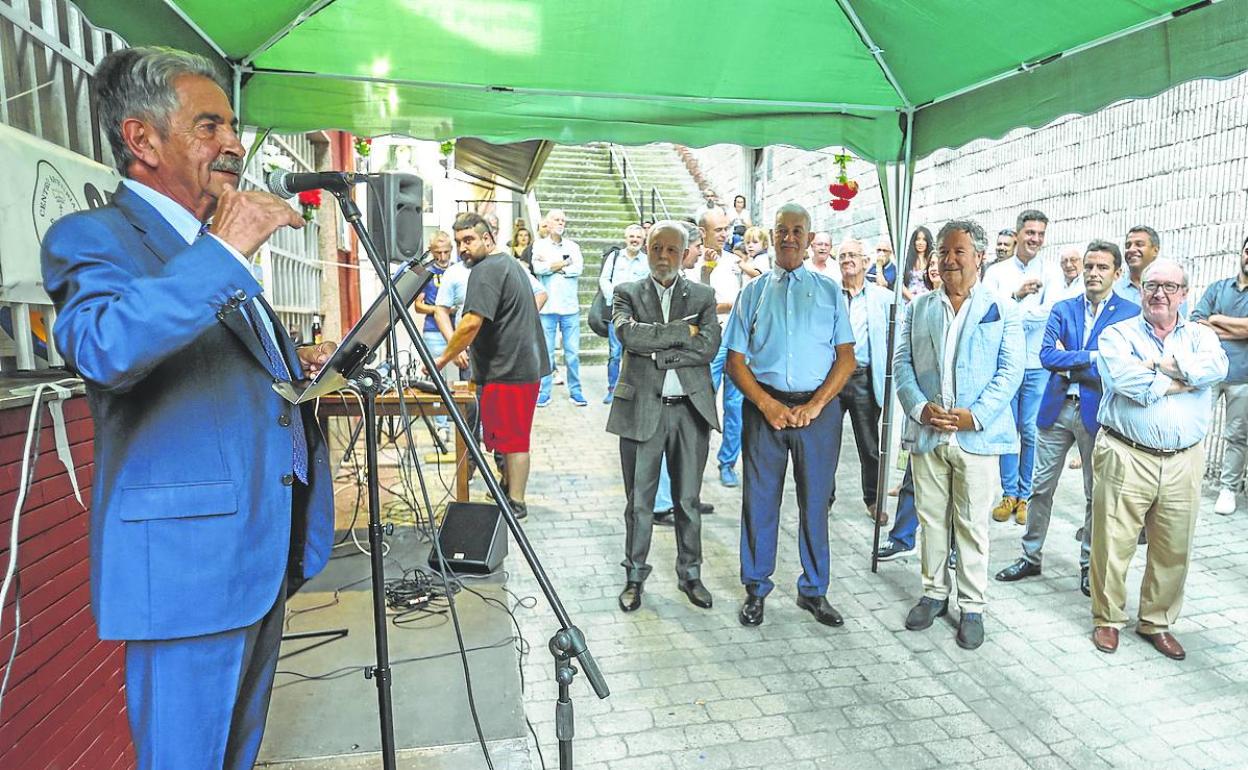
[{"left": 1214, "top": 488, "right": 1238, "bottom": 515}]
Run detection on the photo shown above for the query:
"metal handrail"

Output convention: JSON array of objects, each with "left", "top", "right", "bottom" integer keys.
[
  {"left": 607, "top": 144, "right": 671, "bottom": 223},
  {"left": 607, "top": 144, "right": 643, "bottom": 221}
]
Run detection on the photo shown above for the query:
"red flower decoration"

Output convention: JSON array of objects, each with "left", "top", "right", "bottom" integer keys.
[
  {"left": 830, "top": 198, "right": 850, "bottom": 211},
  {"left": 297, "top": 189, "right": 323, "bottom": 207}
]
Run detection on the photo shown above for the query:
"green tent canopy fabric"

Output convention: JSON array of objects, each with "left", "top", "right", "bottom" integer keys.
[{"left": 75, "top": 0, "right": 1248, "bottom": 165}]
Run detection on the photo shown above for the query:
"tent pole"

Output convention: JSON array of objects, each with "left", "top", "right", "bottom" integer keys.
[
  {"left": 232, "top": 64, "right": 242, "bottom": 117},
  {"left": 871, "top": 108, "right": 914, "bottom": 573}
]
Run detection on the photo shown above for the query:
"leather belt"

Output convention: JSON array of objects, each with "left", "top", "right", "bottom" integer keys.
[
  {"left": 1103, "top": 426, "right": 1194, "bottom": 458},
  {"left": 1065, "top": 393, "right": 1080, "bottom": 402},
  {"left": 760, "top": 384, "right": 816, "bottom": 407},
  {"left": 661, "top": 395, "right": 689, "bottom": 405}
]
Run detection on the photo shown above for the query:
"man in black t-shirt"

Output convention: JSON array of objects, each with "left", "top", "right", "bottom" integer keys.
[{"left": 434, "top": 212, "right": 550, "bottom": 518}]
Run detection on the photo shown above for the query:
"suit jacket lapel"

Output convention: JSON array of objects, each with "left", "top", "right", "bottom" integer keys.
[
  {"left": 669, "top": 277, "right": 690, "bottom": 323},
  {"left": 1087, "top": 296, "right": 1119, "bottom": 343},
  {"left": 220, "top": 303, "right": 274, "bottom": 374},
  {"left": 638, "top": 278, "right": 662, "bottom": 323},
  {"left": 1073, "top": 299, "right": 1087, "bottom": 350},
  {"left": 925, "top": 294, "right": 944, "bottom": 364},
  {"left": 113, "top": 183, "right": 189, "bottom": 267}
]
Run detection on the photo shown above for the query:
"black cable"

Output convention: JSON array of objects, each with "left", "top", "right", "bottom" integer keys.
[{"left": 273, "top": 636, "right": 519, "bottom": 684}]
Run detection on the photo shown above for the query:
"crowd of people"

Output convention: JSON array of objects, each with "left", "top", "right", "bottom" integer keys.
[
  {"left": 499, "top": 198, "right": 1245, "bottom": 661},
  {"left": 37, "top": 43, "right": 1248, "bottom": 767}
]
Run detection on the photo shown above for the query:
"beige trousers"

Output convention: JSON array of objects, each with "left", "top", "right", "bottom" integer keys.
[
  {"left": 912, "top": 444, "right": 1000, "bottom": 613},
  {"left": 1090, "top": 431, "right": 1204, "bottom": 633}
]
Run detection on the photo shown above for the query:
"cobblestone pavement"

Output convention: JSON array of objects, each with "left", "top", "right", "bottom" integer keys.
[{"left": 499, "top": 365, "right": 1248, "bottom": 770}]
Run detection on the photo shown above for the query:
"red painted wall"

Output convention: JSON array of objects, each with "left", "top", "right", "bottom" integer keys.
[{"left": 0, "top": 395, "right": 133, "bottom": 770}]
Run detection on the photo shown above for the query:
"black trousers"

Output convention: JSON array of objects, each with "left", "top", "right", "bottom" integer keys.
[{"left": 835, "top": 367, "right": 881, "bottom": 506}]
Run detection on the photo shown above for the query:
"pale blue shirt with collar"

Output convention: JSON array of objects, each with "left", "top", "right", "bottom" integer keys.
[
  {"left": 1096, "top": 314, "right": 1228, "bottom": 450},
  {"left": 599, "top": 248, "right": 650, "bottom": 298},
  {"left": 982, "top": 253, "right": 1063, "bottom": 369},
  {"left": 651, "top": 277, "right": 686, "bottom": 397},
  {"left": 844, "top": 284, "right": 871, "bottom": 368},
  {"left": 121, "top": 179, "right": 285, "bottom": 361},
  {"left": 723, "top": 263, "right": 854, "bottom": 392},
  {"left": 532, "top": 235, "right": 584, "bottom": 315}
]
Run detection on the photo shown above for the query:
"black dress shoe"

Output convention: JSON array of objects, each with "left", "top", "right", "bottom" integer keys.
[
  {"left": 679, "top": 579, "right": 713, "bottom": 609},
  {"left": 618, "top": 581, "right": 643, "bottom": 612},
  {"left": 994, "top": 558, "right": 1042, "bottom": 582},
  {"left": 1080, "top": 566, "right": 1090, "bottom": 597},
  {"left": 796, "top": 594, "right": 844, "bottom": 627},
  {"left": 653, "top": 509, "right": 674, "bottom": 525},
  {"left": 739, "top": 593, "right": 765, "bottom": 626},
  {"left": 695, "top": 501, "right": 715, "bottom": 515}
]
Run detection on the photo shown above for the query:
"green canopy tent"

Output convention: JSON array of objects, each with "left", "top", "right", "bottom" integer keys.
[{"left": 76, "top": 0, "right": 1248, "bottom": 556}]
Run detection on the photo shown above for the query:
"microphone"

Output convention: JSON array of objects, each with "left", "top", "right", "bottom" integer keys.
[{"left": 266, "top": 170, "right": 368, "bottom": 199}]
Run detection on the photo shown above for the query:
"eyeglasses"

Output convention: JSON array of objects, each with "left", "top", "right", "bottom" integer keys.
[{"left": 1142, "top": 281, "right": 1186, "bottom": 296}]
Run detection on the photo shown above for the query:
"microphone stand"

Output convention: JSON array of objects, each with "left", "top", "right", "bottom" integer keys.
[{"left": 328, "top": 185, "right": 609, "bottom": 770}]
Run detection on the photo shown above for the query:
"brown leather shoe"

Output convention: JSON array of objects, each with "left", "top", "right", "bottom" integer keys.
[
  {"left": 1137, "top": 630, "right": 1185, "bottom": 660},
  {"left": 991, "top": 496, "right": 1017, "bottom": 522},
  {"left": 1091, "top": 626, "right": 1118, "bottom": 653}
]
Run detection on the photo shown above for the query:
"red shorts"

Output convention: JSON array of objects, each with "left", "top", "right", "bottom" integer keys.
[{"left": 479, "top": 381, "right": 539, "bottom": 453}]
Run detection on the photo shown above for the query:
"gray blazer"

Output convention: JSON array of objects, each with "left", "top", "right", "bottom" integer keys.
[
  {"left": 606, "top": 275, "right": 721, "bottom": 442},
  {"left": 893, "top": 284, "right": 1025, "bottom": 455}
]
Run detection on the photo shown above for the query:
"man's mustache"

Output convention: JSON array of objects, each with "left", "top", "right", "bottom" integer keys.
[{"left": 211, "top": 155, "right": 244, "bottom": 175}]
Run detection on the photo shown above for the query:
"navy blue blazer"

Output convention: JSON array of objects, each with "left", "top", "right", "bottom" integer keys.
[
  {"left": 1037, "top": 291, "right": 1140, "bottom": 435},
  {"left": 41, "top": 183, "right": 334, "bottom": 641}
]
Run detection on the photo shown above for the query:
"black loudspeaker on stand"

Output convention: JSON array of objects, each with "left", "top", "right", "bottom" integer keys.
[{"left": 328, "top": 183, "right": 609, "bottom": 770}]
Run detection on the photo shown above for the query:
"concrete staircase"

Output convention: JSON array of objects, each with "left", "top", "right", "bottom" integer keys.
[{"left": 533, "top": 143, "right": 704, "bottom": 364}]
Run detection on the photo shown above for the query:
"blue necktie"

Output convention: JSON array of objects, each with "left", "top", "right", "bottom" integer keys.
[{"left": 242, "top": 296, "right": 309, "bottom": 483}]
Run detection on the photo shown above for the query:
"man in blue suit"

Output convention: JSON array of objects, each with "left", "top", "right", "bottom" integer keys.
[
  {"left": 40, "top": 47, "right": 336, "bottom": 769},
  {"left": 894, "top": 220, "right": 1025, "bottom": 650},
  {"left": 996, "top": 241, "right": 1139, "bottom": 595}
]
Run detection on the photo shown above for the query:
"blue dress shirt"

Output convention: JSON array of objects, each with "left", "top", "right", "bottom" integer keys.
[
  {"left": 1096, "top": 314, "right": 1229, "bottom": 450},
  {"left": 724, "top": 264, "right": 854, "bottom": 392},
  {"left": 1191, "top": 276, "right": 1248, "bottom": 384}
]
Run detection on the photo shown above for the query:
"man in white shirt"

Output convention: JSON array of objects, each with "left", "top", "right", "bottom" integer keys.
[
  {"left": 982, "top": 209, "right": 1063, "bottom": 526},
  {"left": 804, "top": 231, "right": 839, "bottom": 279},
  {"left": 532, "top": 209, "right": 587, "bottom": 406},
  {"left": 601, "top": 224, "right": 651, "bottom": 403},
  {"left": 703, "top": 207, "right": 746, "bottom": 487}
]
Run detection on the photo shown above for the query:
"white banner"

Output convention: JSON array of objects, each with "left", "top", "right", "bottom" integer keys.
[{"left": 0, "top": 122, "right": 119, "bottom": 304}]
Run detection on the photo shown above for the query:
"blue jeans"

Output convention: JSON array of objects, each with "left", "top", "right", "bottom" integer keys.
[
  {"left": 539, "top": 312, "right": 583, "bottom": 401},
  {"left": 886, "top": 461, "right": 918, "bottom": 550},
  {"left": 999, "top": 367, "right": 1047, "bottom": 499},
  {"left": 710, "top": 339, "right": 743, "bottom": 469},
  {"left": 422, "top": 330, "right": 449, "bottom": 428},
  {"left": 655, "top": 456, "right": 672, "bottom": 511},
  {"left": 606, "top": 324, "right": 623, "bottom": 392}
]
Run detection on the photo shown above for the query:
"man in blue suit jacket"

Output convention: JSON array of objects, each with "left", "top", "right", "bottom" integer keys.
[
  {"left": 996, "top": 241, "right": 1139, "bottom": 595},
  {"left": 40, "top": 48, "right": 335, "bottom": 770},
  {"left": 894, "top": 220, "right": 1025, "bottom": 650}
]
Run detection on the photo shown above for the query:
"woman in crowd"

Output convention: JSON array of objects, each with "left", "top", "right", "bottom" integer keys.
[
  {"left": 901, "top": 225, "right": 934, "bottom": 301},
  {"left": 730, "top": 194, "right": 752, "bottom": 236},
  {"left": 511, "top": 225, "right": 533, "bottom": 270},
  {"left": 924, "top": 253, "right": 942, "bottom": 292},
  {"left": 740, "top": 226, "right": 770, "bottom": 279}
]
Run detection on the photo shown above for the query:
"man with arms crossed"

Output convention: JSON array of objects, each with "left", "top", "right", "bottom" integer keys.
[
  {"left": 608, "top": 221, "right": 720, "bottom": 612},
  {"left": 1090, "top": 259, "right": 1227, "bottom": 659},
  {"left": 1191, "top": 235, "right": 1248, "bottom": 516}
]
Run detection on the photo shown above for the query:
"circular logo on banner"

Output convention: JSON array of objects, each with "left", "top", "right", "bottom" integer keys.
[{"left": 31, "top": 160, "right": 80, "bottom": 244}]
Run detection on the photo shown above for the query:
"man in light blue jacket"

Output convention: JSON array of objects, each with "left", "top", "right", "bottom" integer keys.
[{"left": 894, "top": 220, "right": 1025, "bottom": 650}]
